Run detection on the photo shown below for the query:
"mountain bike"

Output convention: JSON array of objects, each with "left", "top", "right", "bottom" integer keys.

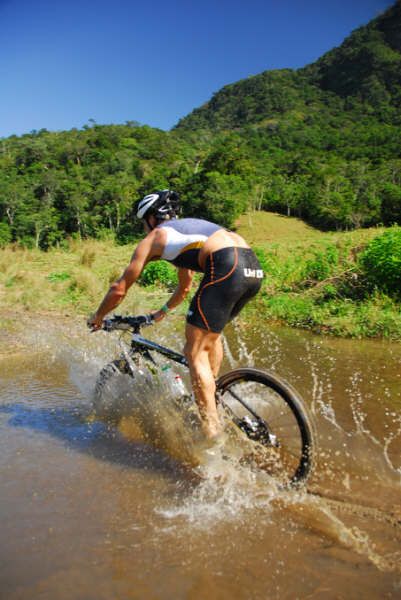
[{"left": 94, "top": 314, "right": 315, "bottom": 487}]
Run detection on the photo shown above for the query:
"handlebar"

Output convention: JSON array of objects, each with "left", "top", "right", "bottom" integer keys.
[{"left": 102, "top": 314, "right": 154, "bottom": 333}]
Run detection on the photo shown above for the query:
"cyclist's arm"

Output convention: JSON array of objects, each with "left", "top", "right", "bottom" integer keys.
[
  {"left": 89, "top": 230, "right": 163, "bottom": 328},
  {"left": 153, "top": 268, "right": 195, "bottom": 322}
]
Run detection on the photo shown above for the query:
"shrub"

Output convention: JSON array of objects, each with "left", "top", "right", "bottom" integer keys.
[
  {"left": 0, "top": 223, "right": 12, "bottom": 248},
  {"left": 140, "top": 261, "right": 178, "bottom": 288},
  {"left": 253, "top": 247, "right": 272, "bottom": 273},
  {"left": 253, "top": 246, "right": 283, "bottom": 280},
  {"left": 302, "top": 244, "right": 339, "bottom": 281},
  {"left": 18, "top": 236, "right": 35, "bottom": 249},
  {"left": 360, "top": 227, "right": 401, "bottom": 297},
  {"left": 264, "top": 294, "right": 316, "bottom": 327}
]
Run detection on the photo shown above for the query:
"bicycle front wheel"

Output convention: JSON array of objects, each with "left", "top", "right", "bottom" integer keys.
[
  {"left": 216, "top": 368, "right": 315, "bottom": 486},
  {"left": 93, "top": 358, "right": 135, "bottom": 422}
]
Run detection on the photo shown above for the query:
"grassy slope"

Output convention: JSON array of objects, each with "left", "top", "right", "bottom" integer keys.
[
  {"left": 236, "top": 211, "right": 380, "bottom": 248},
  {"left": 236, "top": 213, "right": 401, "bottom": 340},
  {"left": 0, "top": 239, "right": 165, "bottom": 321},
  {"left": 1, "top": 213, "right": 400, "bottom": 339}
]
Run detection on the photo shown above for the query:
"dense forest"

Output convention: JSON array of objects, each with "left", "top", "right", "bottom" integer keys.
[{"left": 1, "top": 1, "right": 401, "bottom": 249}]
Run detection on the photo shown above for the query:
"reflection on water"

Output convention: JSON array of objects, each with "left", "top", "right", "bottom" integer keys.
[{"left": 0, "top": 316, "right": 400, "bottom": 599}]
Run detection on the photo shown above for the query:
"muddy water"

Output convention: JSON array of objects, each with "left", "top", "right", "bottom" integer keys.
[{"left": 0, "top": 317, "right": 400, "bottom": 599}]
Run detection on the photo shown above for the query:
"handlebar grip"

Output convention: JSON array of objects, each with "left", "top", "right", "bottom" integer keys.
[
  {"left": 102, "top": 314, "right": 154, "bottom": 331},
  {"left": 102, "top": 319, "right": 114, "bottom": 331}
]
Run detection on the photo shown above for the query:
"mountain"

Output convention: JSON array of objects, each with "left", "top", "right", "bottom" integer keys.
[
  {"left": 170, "top": 2, "right": 401, "bottom": 232},
  {"left": 1, "top": 2, "right": 401, "bottom": 249},
  {"left": 175, "top": 1, "right": 401, "bottom": 131},
  {"left": 303, "top": 0, "right": 401, "bottom": 116}
]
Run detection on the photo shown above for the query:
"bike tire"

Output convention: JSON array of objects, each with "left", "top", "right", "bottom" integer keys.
[
  {"left": 216, "top": 368, "right": 315, "bottom": 486},
  {"left": 95, "top": 358, "right": 132, "bottom": 393},
  {"left": 93, "top": 358, "right": 134, "bottom": 421}
]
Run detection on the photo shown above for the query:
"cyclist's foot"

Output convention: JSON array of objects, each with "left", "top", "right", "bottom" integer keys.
[
  {"left": 203, "top": 431, "right": 228, "bottom": 456},
  {"left": 194, "top": 430, "right": 227, "bottom": 455},
  {"left": 201, "top": 412, "right": 223, "bottom": 439}
]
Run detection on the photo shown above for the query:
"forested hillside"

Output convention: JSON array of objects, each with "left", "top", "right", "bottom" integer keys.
[
  {"left": 304, "top": 0, "right": 401, "bottom": 111},
  {"left": 1, "top": 1, "right": 401, "bottom": 248},
  {"left": 175, "top": 0, "right": 401, "bottom": 231},
  {"left": 0, "top": 125, "right": 200, "bottom": 248},
  {"left": 177, "top": 1, "right": 401, "bottom": 130}
]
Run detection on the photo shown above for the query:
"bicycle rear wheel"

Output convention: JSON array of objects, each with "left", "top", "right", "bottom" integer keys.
[{"left": 216, "top": 368, "right": 315, "bottom": 486}]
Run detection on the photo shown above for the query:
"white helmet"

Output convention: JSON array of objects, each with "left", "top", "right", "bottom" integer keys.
[{"left": 136, "top": 190, "right": 180, "bottom": 221}]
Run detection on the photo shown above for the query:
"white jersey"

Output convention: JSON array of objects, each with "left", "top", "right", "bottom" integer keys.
[{"left": 158, "top": 218, "right": 221, "bottom": 271}]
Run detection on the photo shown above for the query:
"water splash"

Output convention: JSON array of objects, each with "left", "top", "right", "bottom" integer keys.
[
  {"left": 286, "top": 494, "right": 401, "bottom": 574},
  {"left": 157, "top": 440, "right": 280, "bottom": 526},
  {"left": 231, "top": 321, "right": 256, "bottom": 366},
  {"left": 13, "top": 316, "right": 401, "bottom": 575},
  {"left": 304, "top": 340, "right": 337, "bottom": 426}
]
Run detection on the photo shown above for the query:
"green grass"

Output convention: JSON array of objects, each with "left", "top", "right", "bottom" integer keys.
[
  {"left": 235, "top": 212, "right": 400, "bottom": 340},
  {"left": 1, "top": 212, "right": 400, "bottom": 340},
  {"left": 0, "top": 239, "right": 165, "bottom": 317}
]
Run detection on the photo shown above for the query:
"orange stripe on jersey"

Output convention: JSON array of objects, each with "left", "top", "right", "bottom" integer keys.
[{"left": 179, "top": 241, "right": 205, "bottom": 254}]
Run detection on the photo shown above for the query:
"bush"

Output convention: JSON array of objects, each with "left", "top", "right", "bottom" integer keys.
[
  {"left": 18, "top": 236, "right": 35, "bottom": 249},
  {"left": 0, "top": 223, "right": 12, "bottom": 248},
  {"left": 360, "top": 227, "right": 401, "bottom": 297},
  {"left": 264, "top": 294, "right": 316, "bottom": 327},
  {"left": 253, "top": 247, "right": 273, "bottom": 273},
  {"left": 302, "top": 244, "right": 339, "bottom": 281},
  {"left": 140, "top": 261, "right": 178, "bottom": 288}
]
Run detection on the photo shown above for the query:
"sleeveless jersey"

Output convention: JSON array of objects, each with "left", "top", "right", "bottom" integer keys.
[{"left": 157, "top": 218, "right": 222, "bottom": 271}]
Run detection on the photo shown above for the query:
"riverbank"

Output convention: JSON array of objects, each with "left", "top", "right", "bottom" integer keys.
[
  {"left": 1, "top": 212, "right": 400, "bottom": 340},
  {"left": 237, "top": 213, "right": 401, "bottom": 340}
]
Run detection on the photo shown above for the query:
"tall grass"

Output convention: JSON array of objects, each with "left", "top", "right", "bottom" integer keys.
[
  {"left": 237, "top": 214, "right": 400, "bottom": 339},
  {"left": 0, "top": 238, "right": 164, "bottom": 316},
  {"left": 1, "top": 213, "right": 400, "bottom": 339}
]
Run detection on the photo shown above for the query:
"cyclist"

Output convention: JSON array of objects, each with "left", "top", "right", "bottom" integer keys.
[{"left": 88, "top": 190, "right": 263, "bottom": 440}]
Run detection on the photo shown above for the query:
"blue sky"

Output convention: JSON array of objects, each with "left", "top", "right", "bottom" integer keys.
[{"left": 0, "top": 0, "right": 395, "bottom": 137}]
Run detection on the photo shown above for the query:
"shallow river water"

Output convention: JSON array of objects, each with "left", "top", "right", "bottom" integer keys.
[{"left": 0, "top": 316, "right": 400, "bottom": 599}]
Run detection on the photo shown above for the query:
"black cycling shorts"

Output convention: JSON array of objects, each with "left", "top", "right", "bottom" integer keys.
[{"left": 186, "top": 247, "right": 263, "bottom": 334}]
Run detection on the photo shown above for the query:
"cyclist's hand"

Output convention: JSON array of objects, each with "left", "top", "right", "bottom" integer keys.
[
  {"left": 151, "top": 309, "right": 166, "bottom": 323},
  {"left": 87, "top": 313, "right": 103, "bottom": 331}
]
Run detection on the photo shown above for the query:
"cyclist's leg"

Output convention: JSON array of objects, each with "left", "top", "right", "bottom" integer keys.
[
  {"left": 209, "top": 334, "right": 223, "bottom": 378},
  {"left": 184, "top": 247, "right": 261, "bottom": 438},
  {"left": 184, "top": 323, "right": 222, "bottom": 438}
]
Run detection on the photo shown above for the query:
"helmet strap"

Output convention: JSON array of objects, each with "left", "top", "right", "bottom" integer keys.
[{"left": 144, "top": 216, "right": 155, "bottom": 230}]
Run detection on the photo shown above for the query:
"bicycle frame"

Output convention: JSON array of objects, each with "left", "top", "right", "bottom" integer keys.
[
  {"left": 130, "top": 333, "right": 189, "bottom": 367},
  {"left": 99, "top": 315, "right": 314, "bottom": 484},
  {"left": 128, "top": 332, "right": 269, "bottom": 428}
]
